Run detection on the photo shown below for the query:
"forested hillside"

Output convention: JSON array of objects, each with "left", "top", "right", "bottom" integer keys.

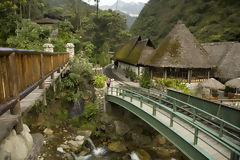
[
  {"left": 0, "top": 0, "right": 131, "bottom": 66},
  {"left": 130, "top": 0, "right": 240, "bottom": 45}
]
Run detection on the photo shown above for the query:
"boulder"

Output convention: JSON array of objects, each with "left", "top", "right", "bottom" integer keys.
[
  {"left": 136, "top": 149, "right": 151, "bottom": 160},
  {"left": 114, "top": 121, "right": 130, "bottom": 136},
  {"left": 100, "top": 115, "right": 113, "bottom": 124},
  {"left": 75, "top": 135, "right": 85, "bottom": 142},
  {"left": 108, "top": 141, "right": 127, "bottom": 152},
  {"left": 152, "top": 147, "right": 178, "bottom": 158},
  {"left": 77, "top": 130, "right": 92, "bottom": 138},
  {"left": 43, "top": 128, "right": 53, "bottom": 135},
  {"left": 0, "top": 124, "right": 33, "bottom": 160},
  {"left": 153, "top": 134, "right": 166, "bottom": 146},
  {"left": 131, "top": 132, "right": 151, "bottom": 146}
]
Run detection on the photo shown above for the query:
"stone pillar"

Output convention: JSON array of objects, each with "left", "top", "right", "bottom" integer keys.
[
  {"left": 95, "top": 85, "right": 106, "bottom": 113},
  {"left": 66, "top": 43, "right": 75, "bottom": 60},
  {"left": 43, "top": 43, "right": 54, "bottom": 52}
]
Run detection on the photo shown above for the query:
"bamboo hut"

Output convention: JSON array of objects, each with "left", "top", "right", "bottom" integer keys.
[{"left": 146, "top": 21, "right": 213, "bottom": 83}]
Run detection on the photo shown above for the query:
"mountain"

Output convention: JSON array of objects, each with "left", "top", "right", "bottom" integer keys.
[
  {"left": 115, "top": 10, "right": 137, "bottom": 29},
  {"left": 130, "top": 0, "right": 240, "bottom": 46},
  {"left": 100, "top": 0, "right": 145, "bottom": 16}
]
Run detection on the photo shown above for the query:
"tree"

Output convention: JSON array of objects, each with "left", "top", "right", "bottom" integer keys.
[{"left": 7, "top": 19, "right": 50, "bottom": 50}]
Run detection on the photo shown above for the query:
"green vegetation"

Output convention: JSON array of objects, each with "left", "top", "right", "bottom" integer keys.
[
  {"left": 131, "top": 0, "right": 240, "bottom": 45},
  {"left": 139, "top": 69, "right": 153, "bottom": 89},
  {"left": 0, "top": 0, "right": 131, "bottom": 67},
  {"left": 60, "top": 55, "right": 94, "bottom": 103},
  {"left": 93, "top": 74, "right": 107, "bottom": 88},
  {"left": 124, "top": 67, "right": 138, "bottom": 81},
  {"left": 155, "top": 78, "right": 190, "bottom": 94}
]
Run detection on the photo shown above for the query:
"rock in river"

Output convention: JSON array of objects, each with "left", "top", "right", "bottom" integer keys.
[{"left": 108, "top": 141, "right": 127, "bottom": 152}]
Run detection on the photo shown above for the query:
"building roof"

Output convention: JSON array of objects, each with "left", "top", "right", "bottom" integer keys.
[
  {"left": 202, "top": 42, "right": 240, "bottom": 80},
  {"left": 123, "top": 39, "right": 155, "bottom": 65},
  {"left": 145, "top": 21, "right": 213, "bottom": 69},
  {"left": 33, "top": 18, "right": 59, "bottom": 24},
  {"left": 113, "top": 36, "right": 141, "bottom": 62}
]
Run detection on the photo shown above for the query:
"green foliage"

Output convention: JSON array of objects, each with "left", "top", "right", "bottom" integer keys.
[
  {"left": 155, "top": 78, "right": 190, "bottom": 94},
  {"left": 32, "top": 101, "right": 46, "bottom": 113},
  {"left": 93, "top": 74, "right": 106, "bottom": 88},
  {"left": 139, "top": 69, "right": 153, "bottom": 89},
  {"left": 7, "top": 19, "right": 50, "bottom": 50},
  {"left": 60, "top": 55, "right": 94, "bottom": 102},
  {"left": 131, "top": 0, "right": 240, "bottom": 44},
  {"left": 51, "top": 20, "right": 80, "bottom": 52},
  {"left": 83, "top": 101, "right": 98, "bottom": 120},
  {"left": 81, "top": 10, "right": 131, "bottom": 66},
  {"left": 124, "top": 67, "right": 138, "bottom": 81}
]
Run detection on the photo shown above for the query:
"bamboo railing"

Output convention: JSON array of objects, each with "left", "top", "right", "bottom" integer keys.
[{"left": 0, "top": 48, "right": 69, "bottom": 132}]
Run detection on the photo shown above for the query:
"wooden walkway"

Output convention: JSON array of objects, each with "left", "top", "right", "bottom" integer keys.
[
  {"left": 0, "top": 65, "right": 69, "bottom": 142},
  {"left": 0, "top": 48, "right": 70, "bottom": 142}
]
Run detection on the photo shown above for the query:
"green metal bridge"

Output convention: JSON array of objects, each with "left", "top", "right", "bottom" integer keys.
[{"left": 105, "top": 86, "right": 240, "bottom": 160}]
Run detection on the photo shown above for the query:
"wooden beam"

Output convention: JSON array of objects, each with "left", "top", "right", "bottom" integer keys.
[{"left": 7, "top": 52, "right": 23, "bottom": 134}]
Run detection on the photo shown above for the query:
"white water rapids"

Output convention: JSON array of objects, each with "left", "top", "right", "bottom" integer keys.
[{"left": 72, "top": 138, "right": 140, "bottom": 160}]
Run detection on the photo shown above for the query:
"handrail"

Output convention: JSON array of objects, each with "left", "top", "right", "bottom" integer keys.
[
  {"left": 106, "top": 86, "right": 240, "bottom": 160},
  {"left": 129, "top": 87, "right": 240, "bottom": 138},
  {"left": 0, "top": 48, "right": 69, "bottom": 116}
]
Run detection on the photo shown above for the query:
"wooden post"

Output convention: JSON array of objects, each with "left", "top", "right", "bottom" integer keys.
[
  {"left": 57, "top": 54, "right": 61, "bottom": 73},
  {"left": 164, "top": 68, "right": 167, "bottom": 80},
  {"left": 39, "top": 53, "right": 45, "bottom": 89},
  {"left": 8, "top": 52, "right": 23, "bottom": 133},
  {"left": 207, "top": 70, "right": 210, "bottom": 79},
  {"left": 51, "top": 55, "right": 54, "bottom": 79},
  {"left": 188, "top": 69, "right": 192, "bottom": 83}
]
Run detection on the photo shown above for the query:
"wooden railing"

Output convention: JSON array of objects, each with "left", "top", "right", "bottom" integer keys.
[{"left": 0, "top": 48, "right": 69, "bottom": 123}]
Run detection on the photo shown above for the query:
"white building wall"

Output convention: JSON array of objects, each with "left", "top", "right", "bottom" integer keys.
[{"left": 118, "top": 62, "right": 145, "bottom": 76}]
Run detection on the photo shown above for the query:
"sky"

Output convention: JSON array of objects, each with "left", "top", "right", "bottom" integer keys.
[{"left": 82, "top": 0, "right": 149, "bottom": 6}]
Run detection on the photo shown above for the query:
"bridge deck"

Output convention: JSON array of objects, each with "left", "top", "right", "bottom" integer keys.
[
  {"left": 107, "top": 88, "right": 232, "bottom": 160},
  {"left": 0, "top": 65, "right": 68, "bottom": 142}
]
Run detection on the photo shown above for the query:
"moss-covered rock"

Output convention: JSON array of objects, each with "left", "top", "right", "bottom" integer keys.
[{"left": 108, "top": 141, "right": 127, "bottom": 152}]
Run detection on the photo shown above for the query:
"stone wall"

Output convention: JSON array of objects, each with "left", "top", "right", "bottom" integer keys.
[{"left": 95, "top": 85, "right": 106, "bottom": 112}]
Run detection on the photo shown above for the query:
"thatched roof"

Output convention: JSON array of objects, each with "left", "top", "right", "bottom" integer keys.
[
  {"left": 202, "top": 42, "right": 240, "bottom": 80},
  {"left": 123, "top": 39, "right": 155, "bottom": 65},
  {"left": 113, "top": 36, "right": 141, "bottom": 61},
  {"left": 225, "top": 78, "right": 240, "bottom": 89},
  {"left": 146, "top": 21, "right": 213, "bottom": 69},
  {"left": 199, "top": 78, "right": 225, "bottom": 90}
]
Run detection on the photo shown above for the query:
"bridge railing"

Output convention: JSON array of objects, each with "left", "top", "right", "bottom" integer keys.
[
  {"left": 0, "top": 48, "right": 69, "bottom": 116},
  {"left": 107, "top": 87, "right": 240, "bottom": 160}
]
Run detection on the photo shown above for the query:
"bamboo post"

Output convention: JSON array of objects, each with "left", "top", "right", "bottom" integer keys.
[{"left": 8, "top": 52, "right": 23, "bottom": 133}]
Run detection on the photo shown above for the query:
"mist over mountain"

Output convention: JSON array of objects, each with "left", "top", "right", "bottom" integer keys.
[{"left": 100, "top": 0, "right": 145, "bottom": 16}]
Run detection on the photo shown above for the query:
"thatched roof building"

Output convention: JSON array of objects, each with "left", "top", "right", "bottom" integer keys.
[
  {"left": 113, "top": 36, "right": 141, "bottom": 62},
  {"left": 146, "top": 21, "right": 212, "bottom": 69},
  {"left": 201, "top": 42, "right": 240, "bottom": 80},
  {"left": 123, "top": 39, "right": 155, "bottom": 66}
]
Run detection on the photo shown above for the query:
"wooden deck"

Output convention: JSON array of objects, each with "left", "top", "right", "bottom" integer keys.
[{"left": 0, "top": 65, "right": 69, "bottom": 142}]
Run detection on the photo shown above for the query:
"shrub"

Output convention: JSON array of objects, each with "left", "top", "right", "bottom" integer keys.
[
  {"left": 83, "top": 101, "right": 98, "bottom": 120},
  {"left": 139, "top": 69, "right": 153, "bottom": 89},
  {"left": 124, "top": 67, "right": 138, "bottom": 81},
  {"left": 155, "top": 78, "right": 190, "bottom": 94},
  {"left": 93, "top": 74, "right": 107, "bottom": 88}
]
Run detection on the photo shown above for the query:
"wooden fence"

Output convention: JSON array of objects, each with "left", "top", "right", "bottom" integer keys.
[{"left": 0, "top": 48, "right": 69, "bottom": 132}]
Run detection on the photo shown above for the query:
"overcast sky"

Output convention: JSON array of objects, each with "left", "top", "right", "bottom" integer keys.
[{"left": 83, "top": 0, "right": 149, "bottom": 6}]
